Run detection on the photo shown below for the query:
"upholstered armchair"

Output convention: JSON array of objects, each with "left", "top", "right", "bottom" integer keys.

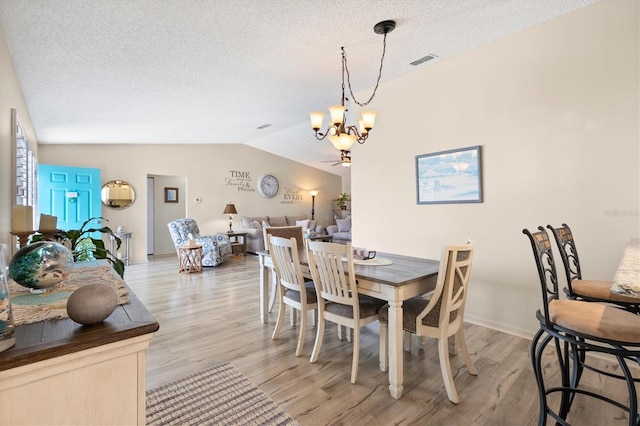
[{"left": 167, "top": 218, "right": 232, "bottom": 267}]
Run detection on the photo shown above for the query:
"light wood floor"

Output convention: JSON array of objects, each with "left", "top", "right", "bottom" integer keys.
[{"left": 124, "top": 254, "right": 638, "bottom": 426}]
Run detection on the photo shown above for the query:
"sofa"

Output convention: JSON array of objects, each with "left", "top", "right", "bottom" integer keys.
[
  {"left": 239, "top": 215, "right": 324, "bottom": 253},
  {"left": 326, "top": 214, "right": 351, "bottom": 242}
]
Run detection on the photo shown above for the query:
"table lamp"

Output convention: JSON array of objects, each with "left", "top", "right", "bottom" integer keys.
[{"left": 223, "top": 203, "right": 238, "bottom": 233}]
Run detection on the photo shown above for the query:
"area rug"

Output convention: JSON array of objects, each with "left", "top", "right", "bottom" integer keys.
[{"left": 146, "top": 363, "right": 299, "bottom": 426}]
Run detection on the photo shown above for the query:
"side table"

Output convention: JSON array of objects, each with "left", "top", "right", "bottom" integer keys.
[
  {"left": 178, "top": 244, "right": 203, "bottom": 273},
  {"left": 226, "top": 232, "right": 247, "bottom": 257},
  {"left": 109, "top": 232, "right": 132, "bottom": 266}
]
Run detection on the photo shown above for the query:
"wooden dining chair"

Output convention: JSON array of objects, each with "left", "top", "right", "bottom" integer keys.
[
  {"left": 306, "top": 241, "right": 386, "bottom": 384},
  {"left": 378, "top": 242, "right": 477, "bottom": 404},
  {"left": 268, "top": 235, "right": 318, "bottom": 357},
  {"left": 523, "top": 227, "right": 640, "bottom": 425},
  {"left": 546, "top": 223, "right": 640, "bottom": 314}
]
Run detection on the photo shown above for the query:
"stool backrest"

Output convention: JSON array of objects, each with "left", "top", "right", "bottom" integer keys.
[
  {"left": 546, "top": 223, "right": 582, "bottom": 296},
  {"left": 523, "top": 227, "right": 560, "bottom": 326}
]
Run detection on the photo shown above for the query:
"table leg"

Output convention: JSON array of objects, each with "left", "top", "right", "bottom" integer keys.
[
  {"left": 388, "top": 300, "right": 404, "bottom": 399},
  {"left": 268, "top": 274, "right": 277, "bottom": 313},
  {"left": 259, "top": 259, "right": 269, "bottom": 324}
]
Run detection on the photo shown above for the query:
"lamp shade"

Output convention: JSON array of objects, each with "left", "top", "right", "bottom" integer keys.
[
  {"left": 328, "top": 105, "right": 347, "bottom": 125},
  {"left": 223, "top": 203, "right": 237, "bottom": 214},
  {"left": 329, "top": 133, "right": 357, "bottom": 151},
  {"left": 309, "top": 112, "right": 325, "bottom": 130}
]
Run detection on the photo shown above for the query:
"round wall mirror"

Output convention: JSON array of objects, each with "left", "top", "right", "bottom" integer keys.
[{"left": 101, "top": 180, "right": 136, "bottom": 209}]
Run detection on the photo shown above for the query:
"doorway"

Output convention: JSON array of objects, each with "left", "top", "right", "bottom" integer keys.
[
  {"left": 38, "top": 164, "right": 102, "bottom": 231},
  {"left": 147, "top": 174, "right": 186, "bottom": 255}
]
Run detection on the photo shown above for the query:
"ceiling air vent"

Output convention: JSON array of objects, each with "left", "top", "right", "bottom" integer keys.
[{"left": 410, "top": 54, "right": 438, "bottom": 66}]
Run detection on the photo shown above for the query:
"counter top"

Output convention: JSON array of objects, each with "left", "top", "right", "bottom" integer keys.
[{"left": 0, "top": 283, "right": 158, "bottom": 371}]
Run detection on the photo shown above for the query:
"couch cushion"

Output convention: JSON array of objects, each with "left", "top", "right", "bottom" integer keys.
[
  {"left": 241, "top": 216, "right": 268, "bottom": 228},
  {"left": 332, "top": 231, "right": 351, "bottom": 240},
  {"left": 336, "top": 217, "right": 351, "bottom": 232},
  {"left": 268, "top": 216, "right": 287, "bottom": 227},
  {"left": 286, "top": 215, "right": 307, "bottom": 225}
]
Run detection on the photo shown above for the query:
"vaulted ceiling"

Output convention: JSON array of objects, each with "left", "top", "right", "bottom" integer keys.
[{"left": 0, "top": 0, "right": 597, "bottom": 176}]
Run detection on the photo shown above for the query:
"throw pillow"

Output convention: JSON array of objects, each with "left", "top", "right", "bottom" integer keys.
[
  {"left": 308, "top": 219, "right": 317, "bottom": 230},
  {"left": 250, "top": 220, "right": 261, "bottom": 229},
  {"left": 295, "top": 219, "right": 310, "bottom": 230},
  {"left": 261, "top": 220, "right": 271, "bottom": 228},
  {"left": 336, "top": 217, "right": 351, "bottom": 232}
]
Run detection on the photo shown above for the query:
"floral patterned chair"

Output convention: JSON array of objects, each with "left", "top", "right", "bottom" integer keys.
[{"left": 167, "top": 218, "right": 232, "bottom": 267}]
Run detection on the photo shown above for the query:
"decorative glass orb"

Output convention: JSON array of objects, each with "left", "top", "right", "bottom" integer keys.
[{"left": 9, "top": 241, "right": 74, "bottom": 291}]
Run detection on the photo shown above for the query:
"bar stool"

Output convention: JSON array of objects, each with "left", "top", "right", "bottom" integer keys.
[
  {"left": 523, "top": 227, "right": 640, "bottom": 426},
  {"left": 547, "top": 223, "right": 640, "bottom": 314}
]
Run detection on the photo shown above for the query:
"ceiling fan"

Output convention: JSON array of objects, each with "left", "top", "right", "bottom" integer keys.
[{"left": 322, "top": 150, "right": 351, "bottom": 168}]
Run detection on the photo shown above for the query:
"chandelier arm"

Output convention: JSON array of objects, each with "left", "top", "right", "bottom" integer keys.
[
  {"left": 345, "top": 125, "right": 369, "bottom": 143},
  {"left": 343, "top": 32, "right": 388, "bottom": 108}
]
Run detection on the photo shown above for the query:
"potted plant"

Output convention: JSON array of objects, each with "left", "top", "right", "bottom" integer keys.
[
  {"left": 31, "top": 217, "right": 125, "bottom": 278},
  {"left": 337, "top": 193, "right": 349, "bottom": 210}
]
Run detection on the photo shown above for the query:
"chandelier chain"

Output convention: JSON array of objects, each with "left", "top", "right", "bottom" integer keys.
[{"left": 342, "top": 32, "right": 388, "bottom": 108}]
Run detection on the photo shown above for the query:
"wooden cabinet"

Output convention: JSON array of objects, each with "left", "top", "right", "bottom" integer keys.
[{"left": 0, "top": 273, "right": 158, "bottom": 425}]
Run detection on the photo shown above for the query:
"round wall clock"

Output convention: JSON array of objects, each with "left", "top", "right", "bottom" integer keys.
[{"left": 257, "top": 174, "right": 279, "bottom": 198}]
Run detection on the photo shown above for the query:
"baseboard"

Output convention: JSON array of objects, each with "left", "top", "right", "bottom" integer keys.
[{"left": 464, "top": 314, "right": 535, "bottom": 341}]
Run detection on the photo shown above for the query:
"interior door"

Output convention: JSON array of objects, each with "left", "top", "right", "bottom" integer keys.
[{"left": 38, "top": 164, "right": 102, "bottom": 231}]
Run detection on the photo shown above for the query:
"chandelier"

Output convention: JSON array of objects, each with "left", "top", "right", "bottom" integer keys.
[{"left": 310, "top": 20, "right": 396, "bottom": 152}]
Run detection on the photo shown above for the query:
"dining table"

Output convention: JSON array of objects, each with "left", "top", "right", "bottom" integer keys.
[{"left": 257, "top": 249, "right": 440, "bottom": 399}]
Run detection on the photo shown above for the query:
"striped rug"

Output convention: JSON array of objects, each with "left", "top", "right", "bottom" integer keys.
[{"left": 146, "top": 363, "right": 298, "bottom": 426}]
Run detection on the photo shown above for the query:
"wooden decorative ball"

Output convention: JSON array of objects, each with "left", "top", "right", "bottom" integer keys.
[{"left": 66, "top": 284, "right": 118, "bottom": 325}]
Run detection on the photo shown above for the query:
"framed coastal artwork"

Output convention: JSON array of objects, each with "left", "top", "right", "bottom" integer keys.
[
  {"left": 415, "top": 145, "right": 482, "bottom": 204},
  {"left": 164, "top": 187, "right": 179, "bottom": 203}
]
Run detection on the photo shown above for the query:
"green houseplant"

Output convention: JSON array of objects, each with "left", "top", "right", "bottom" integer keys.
[
  {"left": 336, "top": 193, "right": 349, "bottom": 209},
  {"left": 31, "top": 217, "right": 125, "bottom": 278}
]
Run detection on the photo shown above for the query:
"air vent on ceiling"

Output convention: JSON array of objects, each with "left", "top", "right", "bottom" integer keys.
[
  {"left": 410, "top": 54, "right": 438, "bottom": 66},
  {"left": 256, "top": 124, "right": 272, "bottom": 130}
]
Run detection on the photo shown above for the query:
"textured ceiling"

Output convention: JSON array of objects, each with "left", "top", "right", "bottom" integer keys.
[{"left": 0, "top": 0, "right": 597, "bottom": 176}]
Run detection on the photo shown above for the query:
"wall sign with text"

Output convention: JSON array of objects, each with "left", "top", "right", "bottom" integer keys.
[{"left": 225, "top": 170, "right": 255, "bottom": 192}]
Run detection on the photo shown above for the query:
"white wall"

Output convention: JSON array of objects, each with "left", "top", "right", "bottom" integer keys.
[
  {"left": 353, "top": 0, "right": 639, "bottom": 337},
  {"left": 0, "top": 28, "right": 38, "bottom": 254},
  {"left": 38, "top": 143, "right": 342, "bottom": 264},
  {"left": 149, "top": 174, "right": 186, "bottom": 254}
]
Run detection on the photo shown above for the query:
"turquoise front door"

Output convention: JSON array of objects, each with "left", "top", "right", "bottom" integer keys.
[{"left": 38, "top": 164, "right": 102, "bottom": 231}]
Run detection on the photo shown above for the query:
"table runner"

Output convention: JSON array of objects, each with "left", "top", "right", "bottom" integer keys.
[{"left": 8, "top": 264, "right": 129, "bottom": 325}]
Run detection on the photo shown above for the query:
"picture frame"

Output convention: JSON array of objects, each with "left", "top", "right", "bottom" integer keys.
[
  {"left": 164, "top": 187, "right": 179, "bottom": 203},
  {"left": 416, "top": 145, "right": 482, "bottom": 204}
]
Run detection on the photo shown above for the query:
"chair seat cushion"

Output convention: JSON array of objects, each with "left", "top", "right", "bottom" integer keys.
[
  {"left": 549, "top": 299, "right": 640, "bottom": 343},
  {"left": 283, "top": 280, "right": 317, "bottom": 304},
  {"left": 573, "top": 279, "right": 640, "bottom": 304},
  {"left": 325, "top": 295, "right": 386, "bottom": 319},
  {"left": 379, "top": 297, "right": 455, "bottom": 333}
]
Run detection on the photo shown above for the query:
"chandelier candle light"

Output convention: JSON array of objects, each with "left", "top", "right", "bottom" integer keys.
[
  {"left": 223, "top": 203, "right": 237, "bottom": 234},
  {"left": 310, "top": 20, "right": 395, "bottom": 152}
]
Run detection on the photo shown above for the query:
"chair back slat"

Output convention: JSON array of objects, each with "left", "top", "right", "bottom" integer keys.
[
  {"left": 307, "top": 241, "right": 357, "bottom": 307},
  {"left": 523, "top": 227, "right": 560, "bottom": 325},
  {"left": 547, "top": 223, "right": 582, "bottom": 295},
  {"left": 268, "top": 236, "right": 305, "bottom": 293},
  {"left": 440, "top": 244, "right": 473, "bottom": 327},
  {"left": 414, "top": 243, "right": 474, "bottom": 330}
]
